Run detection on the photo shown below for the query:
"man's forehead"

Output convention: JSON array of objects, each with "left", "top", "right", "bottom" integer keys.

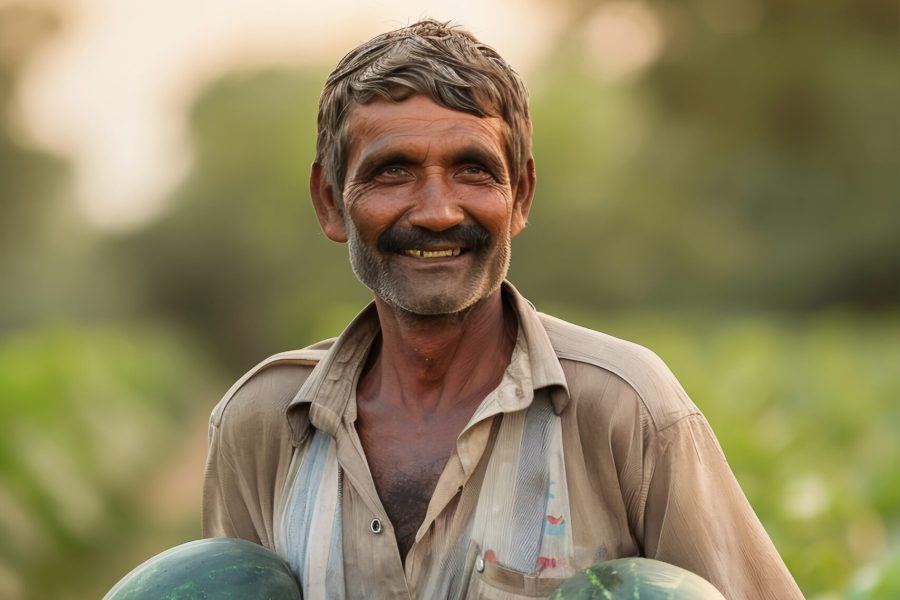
[
  {"left": 345, "top": 95, "right": 508, "bottom": 159},
  {"left": 348, "top": 94, "right": 502, "bottom": 129}
]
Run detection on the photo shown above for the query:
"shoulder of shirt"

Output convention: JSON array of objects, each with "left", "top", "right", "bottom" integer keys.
[
  {"left": 537, "top": 312, "right": 701, "bottom": 431},
  {"left": 209, "top": 338, "right": 336, "bottom": 429}
]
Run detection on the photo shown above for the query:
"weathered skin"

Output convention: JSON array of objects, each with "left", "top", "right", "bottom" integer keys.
[{"left": 310, "top": 94, "right": 535, "bottom": 563}]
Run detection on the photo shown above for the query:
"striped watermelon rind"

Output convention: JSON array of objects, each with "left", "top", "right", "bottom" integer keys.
[
  {"left": 550, "top": 558, "right": 726, "bottom": 599},
  {"left": 103, "top": 537, "right": 302, "bottom": 600}
]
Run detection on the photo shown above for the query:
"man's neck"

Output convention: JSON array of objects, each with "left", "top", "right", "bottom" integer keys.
[{"left": 358, "top": 288, "right": 517, "bottom": 418}]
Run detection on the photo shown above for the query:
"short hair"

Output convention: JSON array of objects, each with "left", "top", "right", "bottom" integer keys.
[{"left": 315, "top": 19, "right": 532, "bottom": 198}]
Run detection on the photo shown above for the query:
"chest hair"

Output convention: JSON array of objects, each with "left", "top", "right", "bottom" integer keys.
[{"left": 357, "top": 422, "right": 458, "bottom": 562}]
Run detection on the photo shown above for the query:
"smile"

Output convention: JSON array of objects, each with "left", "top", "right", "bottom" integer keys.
[{"left": 403, "top": 248, "right": 462, "bottom": 259}]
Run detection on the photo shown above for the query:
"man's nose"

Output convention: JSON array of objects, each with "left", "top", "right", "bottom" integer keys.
[{"left": 407, "top": 173, "right": 465, "bottom": 232}]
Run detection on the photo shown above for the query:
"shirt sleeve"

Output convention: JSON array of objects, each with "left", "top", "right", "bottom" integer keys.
[
  {"left": 642, "top": 414, "right": 804, "bottom": 600},
  {"left": 201, "top": 413, "right": 265, "bottom": 545}
]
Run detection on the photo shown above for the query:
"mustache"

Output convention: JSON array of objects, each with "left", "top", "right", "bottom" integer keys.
[{"left": 378, "top": 224, "right": 491, "bottom": 253}]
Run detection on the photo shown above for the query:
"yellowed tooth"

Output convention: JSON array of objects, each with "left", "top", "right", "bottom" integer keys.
[
  {"left": 404, "top": 248, "right": 459, "bottom": 258},
  {"left": 423, "top": 249, "right": 453, "bottom": 258}
]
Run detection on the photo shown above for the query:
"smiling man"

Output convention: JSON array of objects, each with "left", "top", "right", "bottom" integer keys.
[{"left": 201, "top": 20, "right": 803, "bottom": 599}]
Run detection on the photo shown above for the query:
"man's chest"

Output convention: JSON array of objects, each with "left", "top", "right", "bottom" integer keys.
[{"left": 355, "top": 420, "right": 459, "bottom": 557}]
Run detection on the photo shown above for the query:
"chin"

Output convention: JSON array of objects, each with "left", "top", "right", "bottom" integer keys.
[
  {"left": 398, "top": 297, "right": 473, "bottom": 317},
  {"left": 388, "top": 275, "right": 508, "bottom": 318},
  {"left": 382, "top": 286, "right": 480, "bottom": 317}
]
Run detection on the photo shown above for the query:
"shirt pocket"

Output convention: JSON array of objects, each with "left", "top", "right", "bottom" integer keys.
[{"left": 461, "top": 542, "right": 567, "bottom": 599}]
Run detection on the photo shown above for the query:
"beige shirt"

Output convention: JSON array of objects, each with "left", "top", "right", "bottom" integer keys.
[{"left": 202, "top": 282, "right": 803, "bottom": 599}]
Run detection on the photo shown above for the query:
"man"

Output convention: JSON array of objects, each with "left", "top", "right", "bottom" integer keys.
[{"left": 202, "top": 19, "right": 803, "bottom": 599}]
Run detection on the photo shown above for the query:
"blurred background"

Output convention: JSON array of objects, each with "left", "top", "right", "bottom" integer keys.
[{"left": 0, "top": 0, "right": 897, "bottom": 598}]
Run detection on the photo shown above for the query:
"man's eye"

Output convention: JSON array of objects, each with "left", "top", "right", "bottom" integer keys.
[
  {"left": 376, "top": 166, "right": 412, "bottom": 179},
  {"left": 456, "top": 166, "right": 492, "bottom": 181}
]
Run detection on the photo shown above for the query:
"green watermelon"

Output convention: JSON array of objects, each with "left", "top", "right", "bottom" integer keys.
[
  {"left": 550, "top": 558, "right": 726, "bottom": 599},
  {"left": 104, "top": 537, "right": 302, "bottom": 600}
]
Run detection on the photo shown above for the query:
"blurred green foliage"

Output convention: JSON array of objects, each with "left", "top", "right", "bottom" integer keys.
[
  {"left": 1, "top": 0, "right": 898, "bottom": 598},
  {"left": 0, "top": 326, "right": 219, "bottom": 600}
]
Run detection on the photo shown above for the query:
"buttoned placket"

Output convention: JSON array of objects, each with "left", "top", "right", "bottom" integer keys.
[
  {"left": 336, "top": 412, "right": 412, "bottom": 598},
  {"left": 404, "top": 345, "right": 537, "bottom": 594},
  {"left": 402, "top": 415, "right": 497, "bottom": 589},
  {"left": 334, "top": 386, "right": 508, "bottom": 598}
]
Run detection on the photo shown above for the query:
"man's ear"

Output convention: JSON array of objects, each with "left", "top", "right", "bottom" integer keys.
[
  {"left": 310, "top": 162, "right": 348, "bottom": 243},
  {"left": 510, "top": 157, "right": 536, "bottom": 238}
]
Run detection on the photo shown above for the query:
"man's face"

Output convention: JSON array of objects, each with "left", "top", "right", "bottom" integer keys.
[{"left": 338, "top": 94, "right": 530, "bottom": 316}]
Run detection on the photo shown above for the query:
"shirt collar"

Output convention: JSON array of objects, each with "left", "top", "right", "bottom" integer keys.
[
  {"left": 503, "top": 281, "right": 569, "bottom": 404},
  {"left": 287, "top": 281, "right": 570, "bottom": 437}
]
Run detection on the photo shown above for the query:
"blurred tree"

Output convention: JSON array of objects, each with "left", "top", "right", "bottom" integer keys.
[
  {"left": 0, "top": 4, "right": 64, "bottom": 243},
  {"left": 115, "top": 70, "right": 370, "bottom": 372},
  {"left": 0, "top": 4, "right": 134, "bottom": 334},
  {"left": 514, "top": 0, "right": 899, "bottom": 312},
  {"left": 0, "top": 4, "right": 72, "bottom": 329}
]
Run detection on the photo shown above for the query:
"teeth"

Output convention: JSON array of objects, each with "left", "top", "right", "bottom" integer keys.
[{"left": 404, "top": 248, "right": 462, "bottom": 259}]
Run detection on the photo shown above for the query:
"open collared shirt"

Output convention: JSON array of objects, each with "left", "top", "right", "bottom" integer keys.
[{"left": 202, "top": 282, "right": 803, "bottom": 599}]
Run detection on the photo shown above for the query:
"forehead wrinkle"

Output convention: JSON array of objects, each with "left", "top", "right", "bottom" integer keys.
[
  {"left": 344, "top": 114, "right": 427, "bottom": 172},
  {"left": 354, "top": 123, "right": 505, "bottom": 163}
]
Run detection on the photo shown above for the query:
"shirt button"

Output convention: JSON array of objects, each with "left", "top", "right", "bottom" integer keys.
[
  {"left": 475, "top": 556, "right": 485, "bottom": 573},
  {"left": 370, "top": 518, "right": 383, "bottom": 534}
]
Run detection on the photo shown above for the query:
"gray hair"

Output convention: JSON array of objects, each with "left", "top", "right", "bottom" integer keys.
[{"left": 315, "top": 19, "right": 532, "bottom": 198}]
